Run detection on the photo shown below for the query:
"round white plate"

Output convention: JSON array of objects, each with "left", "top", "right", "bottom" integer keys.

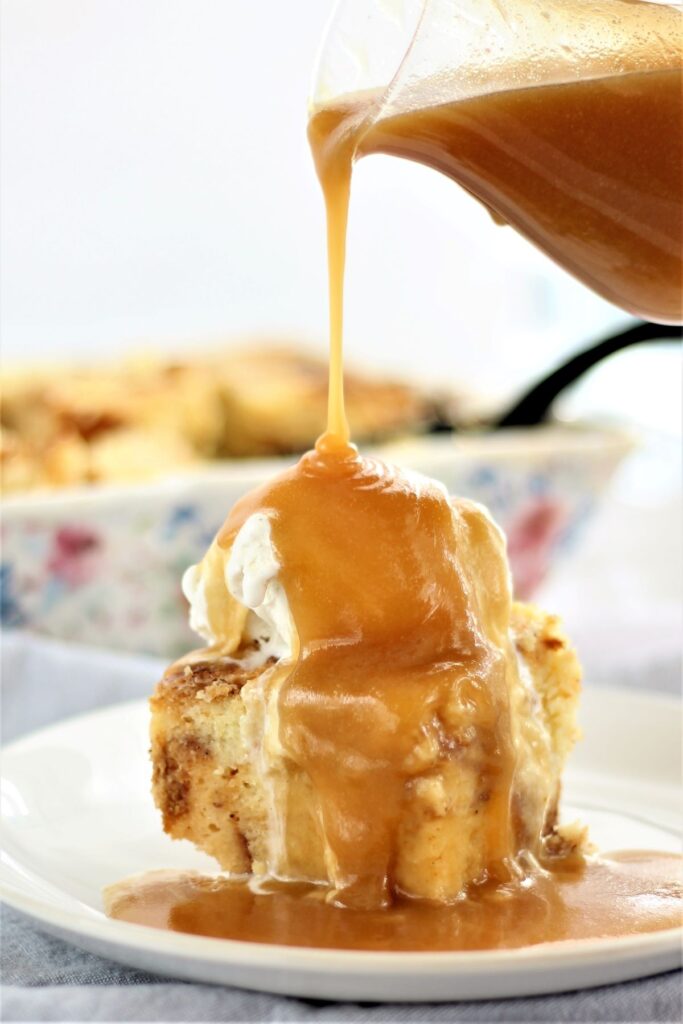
[{"left": 1, "top": 686, "right": 681, "bottom": 1002}]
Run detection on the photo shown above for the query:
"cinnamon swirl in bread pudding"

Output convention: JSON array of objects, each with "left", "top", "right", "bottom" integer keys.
[{"left": 150, "top": 446, "right": 583, "bottom": 907}]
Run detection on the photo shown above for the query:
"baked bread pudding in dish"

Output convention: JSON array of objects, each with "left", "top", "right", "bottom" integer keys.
[
  {"left": 0, "top": 346, "right": 441, "bottom": 493},
  {"left": 150, "top": 445, "right": 583, "bottom": 907}
]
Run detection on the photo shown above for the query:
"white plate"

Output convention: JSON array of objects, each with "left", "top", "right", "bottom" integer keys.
[{"left": 1, "top": 686, "right": 681, "bottom": 1002}]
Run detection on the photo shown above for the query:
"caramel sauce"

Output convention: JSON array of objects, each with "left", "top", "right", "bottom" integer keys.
[
  {"left": 309, "top": 69, "right": 683, "bottom": 326},
  {"left": 216, "top": 447, "right": 526, "bottom": 907},
  {"left": 107, "top": 852, "right": 682, "bottom": 949}
]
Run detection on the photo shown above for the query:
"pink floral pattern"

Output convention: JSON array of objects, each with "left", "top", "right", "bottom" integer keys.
[
  {"left": 506, "top": 498, "right": 568, "bottom": 599},
  {"left": 47, "top": 527, "right": 103, "bottom": 588}
]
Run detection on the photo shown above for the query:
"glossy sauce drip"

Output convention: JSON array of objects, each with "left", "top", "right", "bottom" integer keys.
[
  {"left": 310, "top": 101, "right": 368, "bottom": 450},
  {"left": 309, "top": 69, "right": 683, "bottom": 327},
  {"left": 106, "top": 852, "right": 682, "bottom": 949},
  {"left": 217, "top": 448, "right": 523, "bottom": 907}
]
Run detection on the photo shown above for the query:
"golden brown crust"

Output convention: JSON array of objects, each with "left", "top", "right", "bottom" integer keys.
[{"left": 152, "top": 654, "right": 273, "bottom": 708}]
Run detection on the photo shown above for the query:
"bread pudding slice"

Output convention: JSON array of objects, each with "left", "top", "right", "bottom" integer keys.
[{"left": 151, "top": 601, "right": 582, "bottom": 900}]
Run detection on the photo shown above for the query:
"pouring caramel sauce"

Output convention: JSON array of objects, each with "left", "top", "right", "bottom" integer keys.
[
  {"left": 107, "top": 48, "right": 682, "bottom": 953},
  {"left": 310, "top": 68, "right": 683, "bottom": 340}
]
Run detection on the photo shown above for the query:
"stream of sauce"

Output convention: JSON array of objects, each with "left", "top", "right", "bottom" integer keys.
[
  {"left": 106, "top": 36, "right": 683, "bottom": 951},
  {"left": 107, "top": 852, "right": 682, "bottom": 949},
  {"left": 309, "top": 68, "right": 683, "bottom": 347}
]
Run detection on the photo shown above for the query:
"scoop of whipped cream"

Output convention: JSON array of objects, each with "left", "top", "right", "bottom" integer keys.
[{"left": 182, "top": 512, "right": 293, "bottom": 665}]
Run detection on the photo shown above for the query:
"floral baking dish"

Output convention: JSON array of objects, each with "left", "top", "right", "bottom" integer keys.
[{"left": 1, "top": 425, "right": 634, "bottom": 658}]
